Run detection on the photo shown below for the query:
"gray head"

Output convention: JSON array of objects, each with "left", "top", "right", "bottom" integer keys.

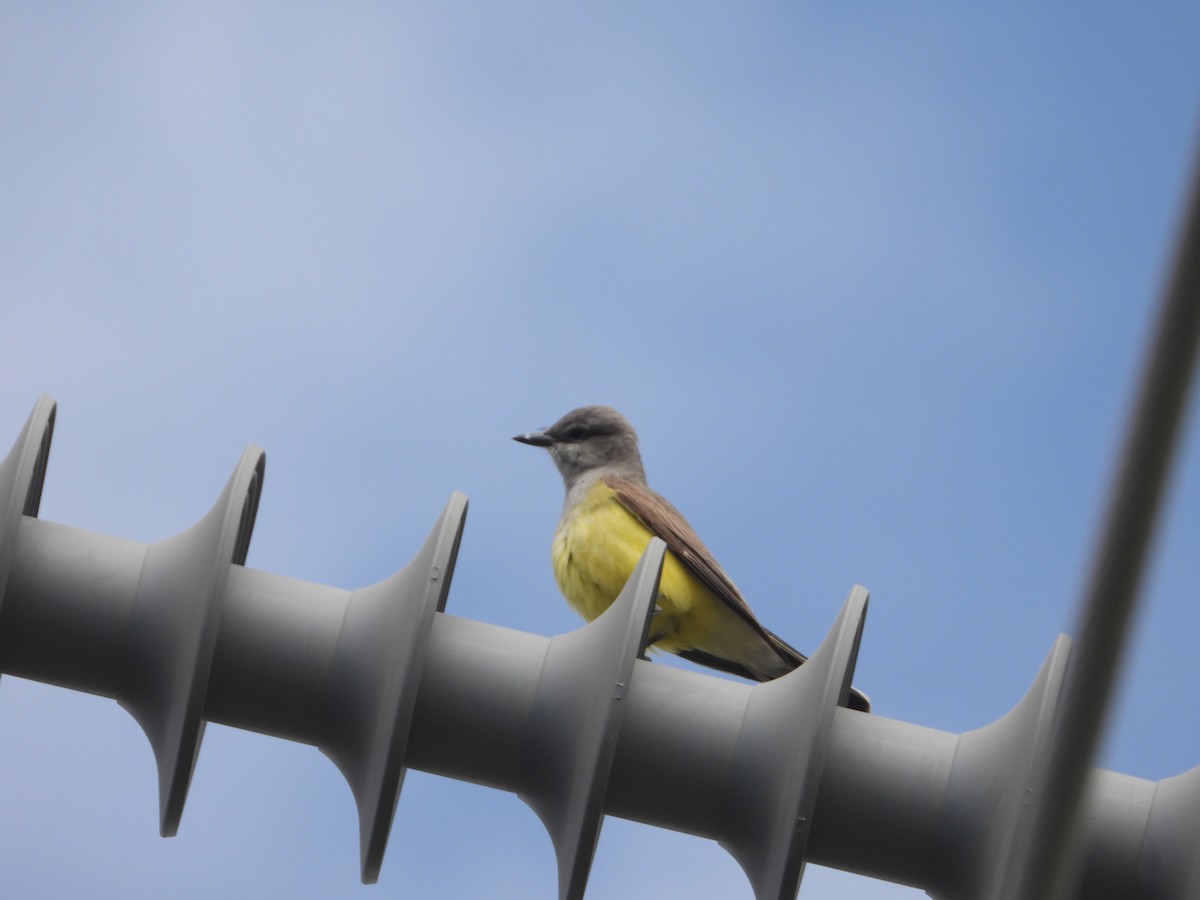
[{"left": 514, "top": 405, "right": 647, "bottom": 490}]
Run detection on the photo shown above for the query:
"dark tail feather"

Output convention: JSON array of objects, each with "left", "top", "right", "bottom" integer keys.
[
  {"left": 677, "top": 643, "right": 871, "bottom": 713},
  {"left": 764, "top": 630, "right": 872, "bottom": 714},
  {"left": 675, "top": 648, "right": 762, "bottom": 681},
  {"left": 674, "top": 635, "right": 871, "bottom": 713}
]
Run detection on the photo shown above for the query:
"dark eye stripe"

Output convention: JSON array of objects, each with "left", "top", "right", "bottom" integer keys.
[{"left": 555, "top": 421, "right": 618, "bottom": 441}]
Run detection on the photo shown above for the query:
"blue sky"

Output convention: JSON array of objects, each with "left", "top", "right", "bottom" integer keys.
[{"left": 2, "top": 5, "right": 1199, "bottom": 898}]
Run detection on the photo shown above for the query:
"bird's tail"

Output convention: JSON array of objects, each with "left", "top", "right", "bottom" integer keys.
[
  {"left": 763, "top": 629, "right": 872, "bottom": 713},
  {"left": 674, "top": 631, "right": 871, "bottom": 713}
]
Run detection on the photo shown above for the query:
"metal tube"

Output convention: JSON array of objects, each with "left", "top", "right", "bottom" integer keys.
[
  {"left": 1012, "top": 147, "right": 1200, "bottom": 899},
  {"left": 206, "top": 565, "right": 348, "bottom": 745},
  {"left": 0, "top": 517, "right": 142, "bottom": 698}
]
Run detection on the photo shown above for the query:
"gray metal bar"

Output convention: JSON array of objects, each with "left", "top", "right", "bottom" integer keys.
[
  {"left": 2, "top": 395, "right": 1199, "bottom": 897},
  {"left": 207, "top": 566, "right": 350, "bottom": 745},
  {"left": 1006, "top": 146, "right": 1200, "bottom": 900},
  {"left": 0, "top": 518, "right": 144, "bottom": 697}
]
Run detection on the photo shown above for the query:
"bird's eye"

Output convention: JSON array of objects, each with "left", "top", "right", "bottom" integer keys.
[{"left": 564, "top": 424, "right": 588, "bottom": 441}]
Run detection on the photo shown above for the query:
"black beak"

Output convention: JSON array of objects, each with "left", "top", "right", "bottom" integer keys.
[{"left": 513, "top": 430, "right": 554, "bottom": 447}]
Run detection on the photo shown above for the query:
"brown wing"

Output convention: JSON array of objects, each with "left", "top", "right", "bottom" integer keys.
[
  {"left": 606, "top": 475, "right": 871, "bottom": 712},
  {"left": 603, "top": 474, "right": 776, "bottom": 640}
]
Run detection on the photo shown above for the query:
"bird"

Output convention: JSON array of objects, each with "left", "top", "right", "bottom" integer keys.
[{"left": 514, "top": 405, "right": 870, "bottom": 712}]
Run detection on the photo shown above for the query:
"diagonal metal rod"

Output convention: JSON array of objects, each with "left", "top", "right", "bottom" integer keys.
[{"left": 1010, "top": 139, "right": 1200, "bottom": 900}]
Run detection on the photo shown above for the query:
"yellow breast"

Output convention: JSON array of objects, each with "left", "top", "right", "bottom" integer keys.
[
  {"left": 551, "top": 480, "right": 710, "bottom": 646},
  {"left": 553, "top": 481, "right": 643, "bottom": 620}
]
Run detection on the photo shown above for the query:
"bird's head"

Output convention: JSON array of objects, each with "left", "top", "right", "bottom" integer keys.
[{"left": 514, "top": 405, "right": 647, "bottom": 488}]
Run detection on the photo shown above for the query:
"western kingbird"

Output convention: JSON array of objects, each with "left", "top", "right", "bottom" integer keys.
[{"left": 514, "top": 405, "right": 870, "bottom": 712}]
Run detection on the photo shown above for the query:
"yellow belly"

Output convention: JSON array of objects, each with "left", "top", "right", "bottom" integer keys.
[{"left": 551, "top": 480, "right": 715, "bottom": 653}]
